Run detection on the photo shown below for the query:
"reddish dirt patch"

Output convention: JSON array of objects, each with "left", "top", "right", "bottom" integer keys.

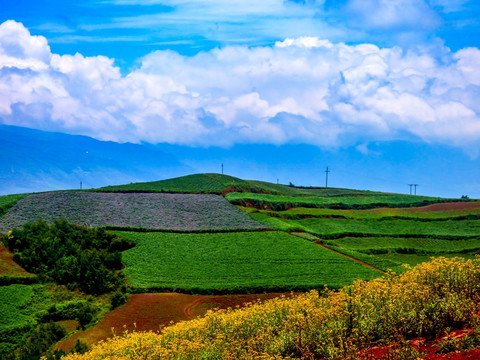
[
  {"left": 0, "top": 243, "right": 35, "bottom": 277},
  {"left": 406, "top": 201, "right": 480, "bottom": 213},
  {"left": 55, "top": 292, "right": 293, "bottom": 353},
  {"left": 359, "top": 330, "right": 480, "bottom": 359}
]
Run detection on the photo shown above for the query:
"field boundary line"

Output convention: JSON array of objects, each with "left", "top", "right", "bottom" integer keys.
[{"left": 314, "top": 241, "right": 388, "bottom": 274}]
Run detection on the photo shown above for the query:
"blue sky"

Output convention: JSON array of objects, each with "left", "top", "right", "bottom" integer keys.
[{"left": 1, "top": 0, "right": 480, "bottom": 196}]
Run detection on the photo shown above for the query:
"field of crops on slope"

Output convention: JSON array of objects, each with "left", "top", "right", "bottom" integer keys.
[
  {"left": 259, "top": 203, "right": 480, "bottom": 220},
  {"left": 248, "top": 212, "right": 480, "bottom": 238},
  {"left": 113, "top": 231, "right": 382, "bottom": 293},
  {"left": 245, "top": 199, "right": 480, "bottom": 271},
  {"left": 99, "top": 173, "right": 250, "bottom": 193},
  {"left": 227, "top": 191, "right": 447, "bottom": 209},
  {"left": 243, "top": 180, "right": 381, "bottom": 196},
  {"left": 327, "top": 236, "right": 480, "bottom": 254},
  {"left": 0, "top": 191, "right": 266, "bottom": 234}
]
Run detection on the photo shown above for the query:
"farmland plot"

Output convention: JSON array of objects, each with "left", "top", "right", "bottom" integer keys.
[
  {"left": 114, "top": 231, "right": 382, "bottom": 292},
  {"left": 0, "top": 191, "right": 266, "bottom": 233},
  {"left": 226, "top": 192, "right": 447, "bottom": 209}
]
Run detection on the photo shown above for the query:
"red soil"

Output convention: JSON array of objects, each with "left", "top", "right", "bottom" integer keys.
[
  {"left": 0, "top": 244, "right": 35, "bottom": 277},
  {"left": 359, "top": 330, "right": 480, "bottom": 360},
  {"left": 55, "top": 292, "right": 292, "bottom": 353},
  {"left": 406, "top": 201, "right": 480, "bottom": 212}
]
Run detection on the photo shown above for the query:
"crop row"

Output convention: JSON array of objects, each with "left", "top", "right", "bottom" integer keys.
[
  {"left": 0, "top": 191, "right": 266, "bottom": 234},
  {"left": 112, "top": 231, "right": 382, "bottom": 293},
  {"left": 249, "top": 212, "right": 480, "bottom": 238},
  {"left": 227, "top": 191, "right": 448, "bottom": 210}
]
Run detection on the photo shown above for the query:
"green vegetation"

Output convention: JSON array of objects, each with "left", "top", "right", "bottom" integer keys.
[
  {"left": 246, "top": 200, "right": 480, "bottom": 270},
  {"left": 98, "top": 173, "right": 381, "bottom": 197},
  {"left": 99, "top": 173, "right": 249, "bottom": 193},
  {"left": 0, "top": 194, "right": 29, "bottom": 218},
  {"left": 0, "top": 191, "right": 265, "bottom": 234},
  {"left": 0, "top": 283, "right": 109, "bottom": 360},
  {"left": 227, "top": 192, "right": 449, "bottom": 209},
  {"left": 62, "top": 257, "right": 480, "bottom": 360},
  {"left": 2, "top": 220, "right": 133, "bottom": 294},
  {"left": 114, "top": 231, "right": 382, "bottom": 293}
]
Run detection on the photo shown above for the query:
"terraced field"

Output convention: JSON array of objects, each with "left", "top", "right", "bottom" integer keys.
[
  {"left": 244, "top": 200, "right": 480, "bottom": 268},
  {"left": 0, "top": 191, "right": 265, "bottom": 233},
  {"left": 227, "top": 192, "right": 448, "bottom": 209},
  {"left": 114, "top": 231, "right": 383, "bottom": 292}
]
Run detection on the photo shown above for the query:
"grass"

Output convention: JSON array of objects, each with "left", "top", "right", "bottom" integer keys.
[
  {"left": 249, "top": 212, "right": 480, "bottom": 238},
  {"left": 0, "top": 284, "right": 37, "bottom": 328},
  {"left": 113, "top": 231, "right": 382, "bottom": 292},
  {"left": 0, "top": 194, "right": 29, "bottom": 218},
  {"left": 0, "top": 191, "right": 265, "bottom": 233},
  {"left": 99, "top": 173, "right": 249, "bottom": 193},
  {"left": 261, "top": 205, "right": 480, "bottom": 220},
  {"left": 0, "top": 283, "right": 113, "bottom": 358},
  {"left": 327, "top": 236, "right": 480, "bottom": 254},
  {"left": 226, "top": 191, "right": 448, "bottom": 209}
]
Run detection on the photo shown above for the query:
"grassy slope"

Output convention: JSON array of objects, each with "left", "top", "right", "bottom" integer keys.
[
  {"left": 114, "top": 231, "right": 382, "bottom": 292},
  {"left": 246, "top": 202, "right": 480, "bottom": 269},
  {"left": 99, "top": 173, "right": 249, "bottom": 193}
]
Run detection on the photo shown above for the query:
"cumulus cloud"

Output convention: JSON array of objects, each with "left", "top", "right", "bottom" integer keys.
[{"left": 1, "top": 20, "right": 480, "bottom": 153}]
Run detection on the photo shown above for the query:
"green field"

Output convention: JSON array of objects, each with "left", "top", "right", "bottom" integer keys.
[
  {"left": 227, "top": 191, "right": 448, "bottom": 209},
  {"left": 114, "top": 231, "right": 382, "bottom": 292},
  {"left": 251, "top": 214, "right": 480, "bottom": 238},
  {"left": 246, "top": 199, "right": 480, "bottom": 270},
  {"left": 99, "top": 173, "right": 249, "bottom": 193},
  {"left": 98, "top": 173, "right": 382, "bottom": 197}
]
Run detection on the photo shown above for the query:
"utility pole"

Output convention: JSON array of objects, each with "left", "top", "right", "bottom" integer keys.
[
  {"left": 325, "top": 167, "right": 330, "bottom": 188},
  {"left": 408, "top": 184, "right": 418, "bottom": 195},
  {"left": 277, "top": 179, "right": 279, "bottom": 185},
  {"left": 80, "top": 181, "right": 82, "bottom": 190}
]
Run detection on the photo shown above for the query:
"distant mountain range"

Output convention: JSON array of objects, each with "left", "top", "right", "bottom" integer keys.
[
  {"left": 1, "top": 124, "right": 479, "bottom": 198},
  {"left": 0, "top": 124, "right": 190, "bottom": 194}
]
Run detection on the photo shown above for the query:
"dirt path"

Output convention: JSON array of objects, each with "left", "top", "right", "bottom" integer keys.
[{"left": 314, "top": 241, "right": 387, "bottom": 275}]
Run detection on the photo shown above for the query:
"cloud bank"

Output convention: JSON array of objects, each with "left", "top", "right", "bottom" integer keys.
[{"left": 1, "top": 20, "right": 480, "bottom": 153}]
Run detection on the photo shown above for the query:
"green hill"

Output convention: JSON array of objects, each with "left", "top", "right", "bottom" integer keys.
[{"left": 98, "top": 173, "right": 249, "bottom": 194}]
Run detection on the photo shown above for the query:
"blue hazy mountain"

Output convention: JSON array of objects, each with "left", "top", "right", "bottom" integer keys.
[
  {"left": 1, "top": 124, "right": 479, "bottom": 198},
  {"left": 0, "top": 124, "right": 190, "bottom": 194}
]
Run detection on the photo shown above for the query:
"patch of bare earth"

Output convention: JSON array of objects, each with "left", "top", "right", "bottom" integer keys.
[
  {"left": 0, "top": 243, "right": 35, "bottom": 277},
  {"left": 55, "top": 292, "right": 293, "bottom": 353},
  {"left": 406, "top": 201, "right": 480, "bottom": 212}
]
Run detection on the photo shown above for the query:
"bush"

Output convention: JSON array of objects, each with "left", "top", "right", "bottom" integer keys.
[{"left": 4, "top": 219, "right": 128, "bottom": 295}]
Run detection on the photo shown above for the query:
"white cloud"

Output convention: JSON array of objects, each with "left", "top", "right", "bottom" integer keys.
[{"left": 1, "top": 20, "right": 480, "bottom": 153}]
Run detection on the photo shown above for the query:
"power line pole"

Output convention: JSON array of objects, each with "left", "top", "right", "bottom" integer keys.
[
  {"left": 408, "top": 184, "right": 418, "bottom": 195},
  {"left": 325, "top": 167, "right": 330, "bottom": 188}
]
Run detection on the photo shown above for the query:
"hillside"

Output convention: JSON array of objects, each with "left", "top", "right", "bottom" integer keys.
[{"left": 0, "top": 173, "right": 479, "bottom": 359}]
